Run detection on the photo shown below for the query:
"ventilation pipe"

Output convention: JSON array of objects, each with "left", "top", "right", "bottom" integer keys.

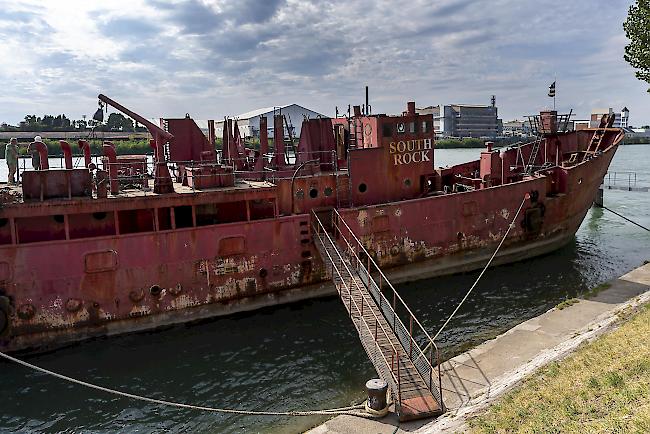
[
  {"left": 407, "top": 101, "right": 416, "bottom": 116},
  {"left": 102, "top": 142, "right": 118, "bottom": 195},
  {"left": 77, "top": 140, "right": 92, "bottom": 168},
  {"left": 29, "top": 141, "right": 49, "bottom": 170},
  {"left": 59, "top": 140, "right": 73, "bottom": 169}
]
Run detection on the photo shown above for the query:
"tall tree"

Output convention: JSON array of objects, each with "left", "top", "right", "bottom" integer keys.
[{"left": 624, "top": 0, "right": 650, "bottom": 92}]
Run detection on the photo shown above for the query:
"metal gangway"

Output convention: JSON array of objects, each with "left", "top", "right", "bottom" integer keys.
[{"left": 311, "top": 209, "right": 444, "bottom": 421}]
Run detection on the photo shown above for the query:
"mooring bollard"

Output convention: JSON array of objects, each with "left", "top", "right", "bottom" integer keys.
[
  {"left": 365, "top": 378, "right": 389, "bottom": 417},
  {"left": 594, "top": 186, "right": 604, "bottom": 207}
]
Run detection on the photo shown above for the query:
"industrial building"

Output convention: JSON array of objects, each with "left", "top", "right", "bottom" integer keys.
[
  {"left": 417, "top": 97, "right": 502, "bottom": 138},
  {"left": 502, "top": 119, "right": 532, "bottom": 137},
  {"left": 590, "top": 107, "right": 629, "bottom": 128},
  {"left": 215, "top": 104, "right": 325, "bottom": 139}
]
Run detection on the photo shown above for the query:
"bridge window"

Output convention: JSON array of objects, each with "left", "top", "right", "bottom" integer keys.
[{"left": 382, "top": 123, "right": 392, "bottom": 137}]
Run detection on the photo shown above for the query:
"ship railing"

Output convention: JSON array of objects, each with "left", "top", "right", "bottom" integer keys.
[
  {"left": 222, "top": 150, "right": 338, "bottom": 171},
  {"left": 328, "top": 208, "right": 444, "bottom": 408},
  {"left": 312, "top": 211, "right": 405, "bottom": 412},
  {"left": 604, "top": 171, "right": 640, "bottom": 191}
]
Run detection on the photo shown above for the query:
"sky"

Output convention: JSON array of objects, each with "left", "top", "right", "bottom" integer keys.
[{"left": 1, "top": 0, "right": 648, "bottom": 126}]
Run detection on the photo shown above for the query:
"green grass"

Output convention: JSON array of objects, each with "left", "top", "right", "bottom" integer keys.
[
  {"left": 469, "top": 303, "right": 650, "bottom": 433},
  {"left": 555, "top": 298, "right": 579, "bottom": 310}
]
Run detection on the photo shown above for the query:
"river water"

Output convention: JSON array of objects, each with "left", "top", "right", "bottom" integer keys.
[{"left": 1, "top": 145, "right": 649, "bottom": 433}]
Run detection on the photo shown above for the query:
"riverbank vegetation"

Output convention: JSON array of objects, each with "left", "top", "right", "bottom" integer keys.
[{"left": 469, "top": 302, "right": 650, "bottom": 433}]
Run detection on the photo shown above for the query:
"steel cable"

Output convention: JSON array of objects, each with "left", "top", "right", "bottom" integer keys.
[
  {"left": 0, "top": 351, "right": 371, "bottom": 418},
  {"left": 416, "top": 194, "right": 530, "bottom": 362},
  {"left": 602, "top": 205, "right": 650, "bottom": 232}
]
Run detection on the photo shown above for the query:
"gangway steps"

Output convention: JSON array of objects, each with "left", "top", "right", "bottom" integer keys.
[{"left": 313, "top": 232, "right": 442, "bottom": 421}]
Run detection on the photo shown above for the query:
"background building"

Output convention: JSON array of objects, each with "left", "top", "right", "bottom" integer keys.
[
  {"left": 418, "top": 97, "right": 502, "bottom": 138},
  {"left": 215, "top": 104, "right": 325, "bottom": 138},
  {"left": 590, "top": 107, "right": 629, "bottom": 128},
  {"left": 502, "top": 119, "right": 532, "bottom": 137}
]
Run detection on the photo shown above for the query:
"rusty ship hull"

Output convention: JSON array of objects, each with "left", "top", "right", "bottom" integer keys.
[{"left": 0, "top": 98, "right": 623, "bottom": 353}]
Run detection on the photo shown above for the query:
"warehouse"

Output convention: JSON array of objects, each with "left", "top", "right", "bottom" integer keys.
[{"left": 215, "top": 104, "right": 326, "bottom": 139}]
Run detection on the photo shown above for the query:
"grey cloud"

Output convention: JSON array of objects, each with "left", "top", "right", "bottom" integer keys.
[{"left": 98, "top": 17, "right": 162, "bottom": 40}]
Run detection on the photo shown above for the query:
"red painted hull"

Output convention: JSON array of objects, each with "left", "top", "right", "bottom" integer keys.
[{"left": 0, "top": 118, "right": 621, "bottom": 353}]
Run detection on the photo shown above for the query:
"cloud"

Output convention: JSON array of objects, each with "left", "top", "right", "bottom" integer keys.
[{"left": 0, "top": 0, "right": 647, "bottom": 126}]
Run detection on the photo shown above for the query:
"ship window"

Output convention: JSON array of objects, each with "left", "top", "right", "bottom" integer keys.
[
  {"left": 157, "top": 208, "right": 172, "bottom": 231},
  {"left": 324, "top": 187, "right": 333, "bottom": 197},
  {"left": 0, "top": 218, "right": 11, "bottom": 245},
  {"left": 16, "top": 216, "right": 66, "bottom": 244},
  {"left": 196, "top": 201, "right": 247, "bottom": 225},
  {"left": 196, "top": 203, "right": 219, "bottom": 226},
  {"left": 422, "top": 121, "right": 429, "bottom": 133},
  {"left": 409, "top": 122, "right": 417, "bottom": 133},
  {"left": 382, "top": 123, "right": 392, "bottom": 137},
  {"left": 309, "top": 188, "right": 318, "bottom": 199},
  {"left": 358, "top": 183, "right": 367, "bottom": 193},
  {"left": 250, "top": 199, "right": 275, "bottom": 221},
  {"left": 53, "top": 214, "right": 65, "bottom": 224},
  {"left": 92, "top": 212, "right": 107, "bottom": 221},
  {"left": 404, "top": 178, "right": 412, "bottom": 187},
  {"left": 296, "top": 189, "right": 304, "bottom": 199},
  {"left": 118, "top": 209, "right": 154, "bottom": 234},
  {"left": 174, "top": 206, "right": 193, "bottom": 229},
  {"left": 69, "top": 212, "right": 116, "bottom": 239}
]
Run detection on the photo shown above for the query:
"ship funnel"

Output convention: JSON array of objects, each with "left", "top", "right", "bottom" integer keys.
[{"left": 407, "top": 102, "right": 416, "bottom": 115}]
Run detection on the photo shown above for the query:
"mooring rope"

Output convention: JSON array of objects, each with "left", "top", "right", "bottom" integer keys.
[
  {"left": 0, "top": 351, "right": 370, "bottom": 418},
  {"left": 432, "top": 194, "right": 530, "bottom": 342},
  {"left": 602, "top": 205, "right": 650, "bottom": 232},
  {"left": 415, "top": 194, "right": 530, "bottom": 363}
]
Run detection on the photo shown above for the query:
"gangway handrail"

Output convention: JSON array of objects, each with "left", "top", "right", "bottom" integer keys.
[
  {"left": 332, "top": 209, "right": 438, "bottom": 353},
  {"left": 331, "top": 217, "right": 438, "bottom": 369},
  {"left": 327, "top": 209, "right": 442, "bottom": 406},
  {"left": 312, "top": 214, "right": 404, "bottom": 409}
]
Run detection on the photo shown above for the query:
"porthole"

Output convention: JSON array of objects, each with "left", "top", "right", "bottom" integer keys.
[
  {"left": 404, "top": 178, "right": 412, "bottom": 187},
  {"left": 309, "top": 188, "right": 318, "bottom": 199},
  {"left": 324, "top": 187, "right": 333, "bottom": 197},
  {"left": 296, "top": 189, "right": 304, "bottom": 198},
  {"left": 358, "top": 183, "right": 367, "bottom": 193},
  {"left": 149, "top": 285, "right": 162, "bottom": 296}
]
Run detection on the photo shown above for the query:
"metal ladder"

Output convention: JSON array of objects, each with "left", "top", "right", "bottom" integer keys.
[
  {"left": 335, "top": 169, "right": 351, "bottom": 208},
  {"left": 524, "top": 136, "right": 543, "bottom": 174},
  {"left": 312, "top": 209, "right": 444, "bottom": 421},
  {"left": 582, "top": 117, "right": 609, "bottom": 162}
]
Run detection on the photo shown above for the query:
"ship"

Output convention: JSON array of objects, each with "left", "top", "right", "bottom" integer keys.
[{"left": 0, "top": 95, "right": 623, "bottom": 353}]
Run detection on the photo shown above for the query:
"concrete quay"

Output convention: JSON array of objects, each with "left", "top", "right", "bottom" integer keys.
[{"left": 307, "top": 263, "right": 650, "bottom": 434}]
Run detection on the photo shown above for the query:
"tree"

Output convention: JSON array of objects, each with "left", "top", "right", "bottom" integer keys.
[
  {"left": 624, "top": 1, "right": 650, "bottom": 92},
  {"left": 106, "top": 113, "right": 135, "bottom": 132}
]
